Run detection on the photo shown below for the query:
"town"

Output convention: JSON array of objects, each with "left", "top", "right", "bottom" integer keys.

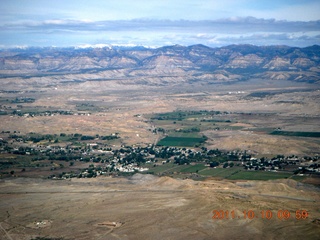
[{"left": 0, "top": 131, "right": 319, "bottom": 180}]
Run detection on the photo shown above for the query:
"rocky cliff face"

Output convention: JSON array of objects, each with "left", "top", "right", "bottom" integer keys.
[{"left": 0, "top": 44, "right": 319, "bottom": 84}]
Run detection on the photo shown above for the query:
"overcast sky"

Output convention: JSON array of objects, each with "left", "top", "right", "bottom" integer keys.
[{"left": 0, "top": 0, "right": 320, "bottom": 48}]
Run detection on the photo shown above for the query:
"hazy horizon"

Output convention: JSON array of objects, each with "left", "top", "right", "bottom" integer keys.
[{"left": 0, "top": 0, "right": 320, "bottom": 48}]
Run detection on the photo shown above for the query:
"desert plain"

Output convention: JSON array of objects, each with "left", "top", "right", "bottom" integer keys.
[{"left": 0, "top": 45, "right": 320, "bottom": 239}]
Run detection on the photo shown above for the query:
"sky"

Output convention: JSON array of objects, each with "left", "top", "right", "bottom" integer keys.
[{"left": 0, "top": 0, "right": 320, "bottom": 48}]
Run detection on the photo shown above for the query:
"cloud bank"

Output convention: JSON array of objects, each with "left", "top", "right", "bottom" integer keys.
[
  {"left": 1, "top": 0, "right": 319, "bottom": 48},
  {"left": 0, "top": 17, "right": 319, "bottom": 48}
]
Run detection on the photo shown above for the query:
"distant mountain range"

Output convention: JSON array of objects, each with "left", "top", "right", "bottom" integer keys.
[{"left": 0, "top": 44, "right": 319, "bottom": 84}]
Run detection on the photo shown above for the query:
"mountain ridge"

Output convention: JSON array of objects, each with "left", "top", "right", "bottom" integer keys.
[{"left": 0, "top": 44, "right": 319, "bottom": 84}]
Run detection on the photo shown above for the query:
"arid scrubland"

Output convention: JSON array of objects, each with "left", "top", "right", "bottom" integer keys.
[
  {"left": 0, "top": 45, "right": 320, "bottom": 239},
  {"left": 0, "top": 175, "right": 320, "bottom": 240}
]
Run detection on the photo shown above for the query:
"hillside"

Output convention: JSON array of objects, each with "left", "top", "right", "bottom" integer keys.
[
  {"left": 1, "top": 44, "right": 319, "bottom": 85},
  {"left": 0, "top": 175, "right": 319, "bottom": 240}
]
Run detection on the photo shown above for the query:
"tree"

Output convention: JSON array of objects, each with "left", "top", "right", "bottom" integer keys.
[
  {"left": 210, "top": 161, "right": 219, "bottom": 168},
  {"left": 223, "top": 162, "right": 228, "bottom": 168}
]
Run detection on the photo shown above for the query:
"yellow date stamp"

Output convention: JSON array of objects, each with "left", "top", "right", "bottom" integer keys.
[{"left": 212, "top": 210, "right": 309, "bottom": 220}]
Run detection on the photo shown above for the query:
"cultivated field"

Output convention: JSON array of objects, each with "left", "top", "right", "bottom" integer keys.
[
  {"left": 1, "top": 75, "right": 320, "bottom": 239},
  {"left": 1, "top": 78, "right": 319, "bottom": 155}
]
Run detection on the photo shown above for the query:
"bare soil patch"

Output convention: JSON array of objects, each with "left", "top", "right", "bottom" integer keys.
[{"left": 0, "top": 176, "right": 319, "bottom": 240}]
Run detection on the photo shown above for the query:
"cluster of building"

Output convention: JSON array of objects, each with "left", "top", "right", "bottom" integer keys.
[{"left": 0, "top": 132, "right": 319, "bottom": 179}]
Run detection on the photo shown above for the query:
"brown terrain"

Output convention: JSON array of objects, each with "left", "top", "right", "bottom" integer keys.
[
  {"left": 0, "top": 44, "right": 320, "bottom": 239},
  {"left": 1, "top": 79, "right": 319, "bottom": 155},
  {"left": 0, "top": 175, "right": 320, "bottom": 240}
]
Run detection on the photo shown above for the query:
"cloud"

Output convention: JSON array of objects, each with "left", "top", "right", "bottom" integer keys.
[
  {"left": 1, "top": 0, "right": 319, "bottom": 48},
  {"left": 225, "top": 33, "right": 319, "bottom": 47},
  {"left": 2, "top": 17, "right": 320, "bottom": 32},
  {"left": 0, "top": 17, "right": 319, "bottom": 48}
]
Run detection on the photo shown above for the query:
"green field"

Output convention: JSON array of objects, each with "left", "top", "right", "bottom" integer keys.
[
  {"left": 200, "top": 167, "right": 240, "bottom": 178},
  {"left": 227, "top": 170, "right": 292, "bottom": 180},
  {"left": 144, "top": 163, "right": 207, "bottom": 174},
  {"left": 144, "top": 162, "right": 298, "bottom": 181},
  {"left": 180, "top": 166, "right": 293, "bottom": 180},
  {"left": 149, "top": 110, "right": 235, "bottom": 134},
  {"left": 151, "top": 111, "right": 210, "bottom": 121},
  {"left": 270, "top": 131, "right": 320, "bottom": 138},
  {"left": 143, "top": 162, "right": 176, "bottom": 174},
  {"left": 157, "top": 136, "right": 206, "bottom": 147},
  {"left": 179, "top": 164, "right": 207, "bottom": 173},
  {"left": 168, "top": 132, "right": 200, "bottom": 138}
]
